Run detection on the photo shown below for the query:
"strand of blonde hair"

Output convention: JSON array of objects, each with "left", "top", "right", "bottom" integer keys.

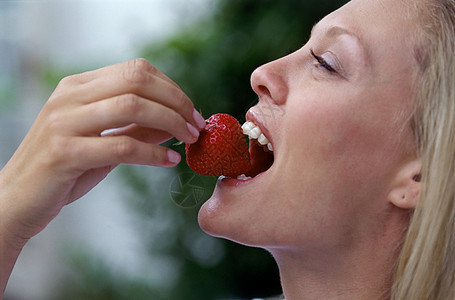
[{"left": 392, "top": 1, "right": 455, "bottom": 299}]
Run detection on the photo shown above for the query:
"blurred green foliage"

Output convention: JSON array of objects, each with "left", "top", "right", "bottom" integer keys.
[
  {"left": 0, "top": 84, "right": 15, "bottom": 113},
  {"left": 53, "top": 1, "right": 348, "bottom": 299}
]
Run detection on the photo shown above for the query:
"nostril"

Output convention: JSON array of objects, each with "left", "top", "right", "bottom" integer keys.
[{"left": 257, "top": 84, "right": 271, "bottom": 99}]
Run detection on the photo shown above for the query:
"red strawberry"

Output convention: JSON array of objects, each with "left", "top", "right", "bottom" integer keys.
[{"left": 185, "top": 113, "right": 251, "bottom": 177}]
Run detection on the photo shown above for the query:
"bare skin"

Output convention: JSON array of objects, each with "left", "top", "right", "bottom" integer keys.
[
  {"left": 0, "top": 0, "right": 426, "bottom": 298},
  {"left": 198, "top": 0, "right": 422, "bottom": 299},
  {"left": 0, "top": 58, "right": 206, "bottom": 296}
]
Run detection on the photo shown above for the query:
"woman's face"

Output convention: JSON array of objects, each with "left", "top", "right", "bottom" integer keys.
[{"left": 198, "top": 0, "right": 421, "bottom": 251}]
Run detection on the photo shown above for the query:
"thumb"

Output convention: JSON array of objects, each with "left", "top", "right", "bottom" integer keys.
[{"left": 68, "top": 165, "right": 117, "bottom": 204}]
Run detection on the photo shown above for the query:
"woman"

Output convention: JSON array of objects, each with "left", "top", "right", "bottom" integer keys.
[{"left": 1, "top": 0, "right": 454, "bottom": 299}]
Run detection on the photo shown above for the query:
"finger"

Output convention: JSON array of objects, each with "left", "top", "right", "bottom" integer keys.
[
  {"left": 71, "top": 94, "right": 200, "bottom": 144},
  {"left": 84, "top": 73, "right": 204, "bottom": 130},
  {"left": 68, "top": 166, "right": 116, "bottom": 203},
  {"left": 101, "top": 124, "right": 173, "bottom": 145},
  {"left": 59, "top": 60, "right": 205, "bottom": 130},
  {"left": 67, "top": 136, "right": 181, "bottom": 170},
  {"left": 57, "top": 58, "right": 180, "bottom": 89}
]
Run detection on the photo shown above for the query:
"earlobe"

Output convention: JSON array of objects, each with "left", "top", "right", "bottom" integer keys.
[{"left": 388, "top": 159, "right": 421, "bottom": 210}]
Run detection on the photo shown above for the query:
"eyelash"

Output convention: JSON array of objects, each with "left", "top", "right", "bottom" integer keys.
[{"left": 310, "top": 49, "right": 336, "bottom": 73}]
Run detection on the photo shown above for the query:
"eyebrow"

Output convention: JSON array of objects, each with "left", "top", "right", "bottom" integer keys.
[
  {"left": 310, "top": 22, "right": 371, "bottom": 66},
  {"left": 311, "top": 23, "right": 362, "bottom": 47}
]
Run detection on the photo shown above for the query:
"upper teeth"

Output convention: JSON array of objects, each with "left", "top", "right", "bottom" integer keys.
[{"left": 241, "top": 121, "right": 273, "bottom": 151}]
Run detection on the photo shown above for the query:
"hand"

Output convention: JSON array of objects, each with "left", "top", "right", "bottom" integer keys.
[{"left": 0, "top": 58, "right": 205, "bottom": 245}]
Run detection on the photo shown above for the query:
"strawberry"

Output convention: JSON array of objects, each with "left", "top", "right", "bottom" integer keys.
[{"left": 185, "top": 113, "right": 251, "bottom": 177}]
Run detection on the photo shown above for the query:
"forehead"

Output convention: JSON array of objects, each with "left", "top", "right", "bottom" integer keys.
[
  {"left": 317, "top": 0, "right": 422, "bottom": 79},
  {"left": 340, "top": 0, "right": 420, "bottom": 22},
  {"left": 323, "top": 0, "right": 420, "bottom": 43}
]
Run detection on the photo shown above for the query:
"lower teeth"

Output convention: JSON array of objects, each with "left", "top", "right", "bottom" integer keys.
[{"left": 237, "top": 174, "right": 252, "bottom": 181}]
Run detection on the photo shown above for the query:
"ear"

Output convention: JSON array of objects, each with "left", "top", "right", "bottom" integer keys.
[{"left": 387, "top": 159, "right": 421, "bottom": 210}]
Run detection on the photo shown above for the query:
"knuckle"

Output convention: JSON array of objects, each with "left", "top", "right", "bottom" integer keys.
[
  {"left": 115, "top": 94, "right": 143, "bottom": 116},
  {"left": 129, "top": 58, "right": 151, "bottom": 71},
  {"left": 58, "top": 73, "right": 82, "bottom": 87},
  {"left": 57, "top": 75, "right": 73, "bottom": 88},
  {"left": 122, "top": 68, "right": 148, "bottom": 86},
  {"left": 123, "top": 58, "right": 152, "bottom": 86},
  {"left": 50, "top": 74, "right": 83, "bottom": 103},
  {"left": 52, "top": 74, "right": 84, "bottom": 100},
  {"left": 122, "top": 68, "right": 149, "bottom": 87},
  {"left": 114, "top": 137, "right": 136, "bottom": 158}
]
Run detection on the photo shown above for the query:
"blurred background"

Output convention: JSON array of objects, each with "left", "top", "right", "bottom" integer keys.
[{"left": 1, "top": 0, "right": 348, "bottom": 299}]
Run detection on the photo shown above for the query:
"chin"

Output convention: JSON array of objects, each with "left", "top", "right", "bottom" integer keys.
[
  {"left": 197, "top": 171, "right": 276, "bottom": 247},
  {"left": 198, "top": 203, "right": 259, "bottom": 247},
  {"left": 197, "top": 183, "right": 242, "bottom": 240}
]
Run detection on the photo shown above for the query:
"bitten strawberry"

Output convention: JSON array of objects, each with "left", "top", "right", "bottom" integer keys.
[{"left": 185, "top": 113, "right": 251, "bottom": 177}]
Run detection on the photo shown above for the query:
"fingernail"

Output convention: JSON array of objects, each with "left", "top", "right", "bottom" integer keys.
[
  {"left": 167, "top": 150, "right": 181, "bottom": 164},
  {"left": 187, "top": 122, "right": 200, "bottom": 138},
  {"left": 193, "top": 108, "right": 206, "bottom": 129}
]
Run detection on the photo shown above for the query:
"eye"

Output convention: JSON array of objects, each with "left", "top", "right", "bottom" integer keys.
[{"left": 311, "top": 49, "right": 337, "bottom": 73}]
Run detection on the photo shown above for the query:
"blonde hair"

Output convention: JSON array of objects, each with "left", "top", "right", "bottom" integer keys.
[{"left": 392, "top": 0, "right": 455, "bottom": 299}]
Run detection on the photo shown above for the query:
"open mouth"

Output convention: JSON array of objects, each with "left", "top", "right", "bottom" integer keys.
[{"left": 241, "top": 121, "right": 275, "bottom": 179}]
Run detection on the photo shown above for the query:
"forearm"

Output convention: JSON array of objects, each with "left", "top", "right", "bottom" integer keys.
[
  {"left": 0, "top": 186, "right": 29, "bottom": 298},
  {"left": 0, "top": 165, "right": 36, "bottom": 298},
  {"left": 0, "top": 226, "right": 27, "bottom": 297}
]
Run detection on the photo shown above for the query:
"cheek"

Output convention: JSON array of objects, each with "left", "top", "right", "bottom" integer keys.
[
  {"left": 248, "top": 98, "right": 400, "bottom": 247},
  {"left": 281, "top": 93, "right": 405, "bottom": 203}
]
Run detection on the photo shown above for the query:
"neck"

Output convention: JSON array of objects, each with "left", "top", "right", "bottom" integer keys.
[
  {"left": 268, "top": 221, "right": 406, "bottom": 300},
  {"left": 271, "top": 248, "right": 394, "bottom": 300}
]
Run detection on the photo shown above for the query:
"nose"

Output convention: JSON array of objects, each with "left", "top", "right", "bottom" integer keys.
[{"left": 250, "top": 57, "right": 288, "bottom": 105}]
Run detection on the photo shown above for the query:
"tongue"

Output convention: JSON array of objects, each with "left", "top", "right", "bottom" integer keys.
[{"left": 246, "top": 141, "right": 274, "bottom": 177}]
